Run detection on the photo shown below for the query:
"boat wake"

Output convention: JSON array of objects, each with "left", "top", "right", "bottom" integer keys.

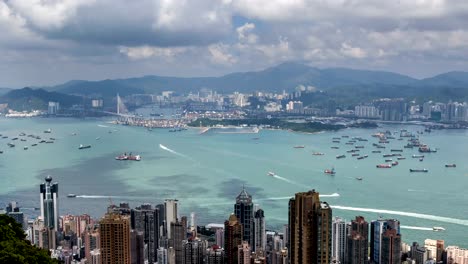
[
  {"left": 97, "top": 124, "right": 109, "bottom": 128},
  {"left": 257, "top": 193, "right": 340, "bottom": 201},
  {"left": 400, "top": 225, "right": 434, "bottom": 231},
  {"left": 159, "top": 144, "right": 190, "bottom": 159},
  {"left": 272, "top": 175, "right": 302, "bottom": 187},
  {"left": 331, "top": 205, "right": 468, "bottom": 226}
]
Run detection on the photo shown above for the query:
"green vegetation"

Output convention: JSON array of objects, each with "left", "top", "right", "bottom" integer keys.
[
  {"left": 0, "top": 87, "right": 82, "bottom": 111},
  {"left": 0, "top": 215, "right": 57, "bottom": 264},
  {"left": 189, "top": 118, "right": 347, "bottom": 133}
]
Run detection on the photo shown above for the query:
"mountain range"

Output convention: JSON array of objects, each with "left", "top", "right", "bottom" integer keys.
[{"left": 2, "top": 62, "right": 468, "bottom": 110}]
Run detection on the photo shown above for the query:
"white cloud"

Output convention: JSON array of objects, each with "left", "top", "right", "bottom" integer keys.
[
  {"left": 340, "top": 42, "right": 367, "bottom": 59},
  {"left": 119, "top": 45, "right": 187, "bottom": 60},
  {"left": 208, "top": 44, "right": 237, "bottom": 65},
  {"left": 236, "top": 23, "right": 258, "bottom": 44}
]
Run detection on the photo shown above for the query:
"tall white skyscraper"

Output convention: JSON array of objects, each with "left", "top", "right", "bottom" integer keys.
[
  {"left": 39, "top": 175, "right": 59, "bottom": 232},
  {"left": 164, "top": 199, "right": 178, "bottom": 239},
  {"left": 332, "top": 217, "right": 348, "bottom": 263}
]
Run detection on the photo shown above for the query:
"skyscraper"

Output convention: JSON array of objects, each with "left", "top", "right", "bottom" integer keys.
[
  {"left": 99, "top": 213, "right": 131, "bottom": 264},
  {"left": 253, "top": 208, "right": 266, "bottom": 252},
  {"left": 169, "top": 219, "right": 186, "bottom": 264},
  {"left": 39, "top": 175, "right": 59, "bottom": 232},
  {"left": 158, "top": 247, "right": 168, "bottom": 264},
  {"left": 131, "top": 204, "right": 160, "bottom": 263},
  {"left": 381, "top": 229, "right": 401, "bottom": 264},
  {"left": 346, "top": 216, "right": 369, "bottom": 264},
  {"left": 238, "top": 241, "right": 251, "bottom": 264},
  {"left": 288, "top": 189, "right": 332, "bottom": 264},
  {"left": 182, "top": 238, "right": 204, "bottom": 264},
  {"left": 206, "top": 245, "right": 225, "bottom": 264},
  {"left": 6, "top": 201, "right": 25, "bottom": 230},
  {"left": 224, "top": 214, "right": 243, "bottom": 264},
  {"left": 234, "top": 187, "right": 254, "bottom": 247},
  {"left": 370, "top": 219, "right": 400, "bottom": 264},
  {"left": 332, "top": 217, "right": 348, "bottom": 263},
  {"left": 130, "top": 230, "right": 145, "bottom": 264},
  {"left": 165, "top": 199, "right": 178, "bottom": 239}
]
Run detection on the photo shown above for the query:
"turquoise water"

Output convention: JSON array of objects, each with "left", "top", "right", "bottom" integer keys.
[{"left": 0, "top": 118, "right": 467, "bottom": 246}]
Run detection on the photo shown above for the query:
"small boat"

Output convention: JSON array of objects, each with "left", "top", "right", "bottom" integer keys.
[
  {"left": 391, "top": 161, "right": 399, "bottom": 166},
  {"left": 352, "top": 153, "right": 359, "bottom": 157},
  {"left": 267, "top": 171, "right": 276, "bottom": 177},
  {"left": 2, "top": 136, "right": 7, "bottom": 139},
  {"left": 383, "top": 154, "right": 394, "bottom": 157},
  {"left": 342, "top": 135, "right": 349, "bottom": 138},
  {"left": 39, "top": 140, "right": 46, "bottom": 143},
  {"left": 96, "top": 137, "right": 101, "bottom": 140},
  {"left": 385, "top": 159, "right": 393, "bottom": 162},
  {"left": 67, "top": 194, "right": 77, "bottom": 198},
  {"left": 376, "top": 164, "right": 392, "bottom": 168},
  {"left": 355, "top": 146, "right": 364, "bottom": 149},
  {"left": 49, "top": 138, "right": 55, "bottom": 140},
  {"left": 332, "top": 137, "right": 340, "bottom": 140},
  {"left": 20, "top": 139, "right": 26, "bottom": 142},
  {"left": 331, "top": 147, "right": 339, "bottom": 149},
  {"left": 44, "top": 129, "right": 52, "bottom": 133},
  {"left": 391, "top": 149, "right": 403, "bottom": 152},
  {"left": 324, "top": 168, "right": 336, "bottom": 175},
  {"left": 71, "top": 133, "right": 77, "bottom": 136},
  {"left": 78, "top": 144, "right": 91, "bottom": 149},
  {"left": 336, "top": 155, "right": 346, "bottom": 159},
  {"left": 294, "top": 145, "right": 305, "bottom": 149},
  {"left": 23, "top": 146, "right": 28, "bottom": 150},
  {"left": 355, "top": 177, "right": 363, "bottom": 181},
  {"left": 31, "top": 144, "right": 38, "bottom": 147},
  {"left": 372, "top": 150, "right": 381, "bottom": 153},
  {"left": 252, "top": 137, "right": 260, "bottom": 140},
  {"left": 345, "top": 142, "right": 354, "bottom": 145},
  {"left": 432, "top": 226, "right": 445, "bottom": 231},
  {"left": 397, "top": 157, "right": 406, "bottom": 160},
  {"left": 12, "top": 137, "right": 18, "bottom": 141},
  {"left": 412, "top": 154, "right": 424, "bottom": 158},
  {"left": 0, "top": 150, "right": 3, "bottom": 154},
  {"left": 19, "top": 132, "right": 26, "bottom": 136},
  {"left": 445, "top": 164, "right": 456, "bottom": 168},
  {"left": 45, "top": 141, "right": 54, "bottom": 144},
  {"left": 419, "top": 158, "right": 423, "bottom": 162},
  {"left": 409, "top": 169, "right": 428, "bottom": 173},
  {"left": 332, "top": 140, "right": 340, "bottom": 143},
  {"left": 312, "top": 152, "right": 324, "bottom": 156},
  {"left": 7, "top": 143, "right": 15, "bottom": 147}
]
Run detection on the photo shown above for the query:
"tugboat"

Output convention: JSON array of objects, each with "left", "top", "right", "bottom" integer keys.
[
  {"left": 324, "top": 168, "right": 336, "bottom": 175},
  {"left": 409, "top": 168, "right": 428, "bottom": 173},
  {"left": 445, "top": 164, "right": 456, "bottom": 168},
  {"left": 78, "top": 144, "right": 91, "bottom": 149}
]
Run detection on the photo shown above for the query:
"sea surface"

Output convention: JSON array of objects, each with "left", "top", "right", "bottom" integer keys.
[{"left": 0, "top": 117, "right": 467, "bottom": 246}]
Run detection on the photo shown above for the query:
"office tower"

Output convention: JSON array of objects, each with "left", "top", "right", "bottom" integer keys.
[
  {"left": 131, "top": 230, "right": 145, "bottom": 264},
  {"left": 40, "top": 176, "right": 59, "bottom": 232},
  {"left": 158, "top": 247, "right": 168, "bottom": 264},
  {"left": 370, "top": 219, "right": 400, "bottom": 264},
  {"left": 189, "top": 212, "right": 197, "bottom": 238},
  {"left": 165, "top": 199, "right": 178, "bottom": 239},
  {"left": 332, "top": 217, "right": 348, "bottom": 263},
  {"left": 381, "top": 229, "right": 401, "bottom": 264},
  {"left": 224, "top": 214, "right": 243, "bottom": 264},
  {"left": 169, "top": 219, "right": 186, "bottom": 263},
  {"left": 207, "top": 245, "right": 225, "bottom": 264},
  {"left": 238, "top": 241, "right": 251, "bottom": 264},
  {"left": 288, "top": 190, "right": 332, "bottom": 264},
  {"left": 99, "top": 213, "right": 131, "bottom": 264},
  {"left": 84, "top": 227, "right": 100, "bottom": 260},
  {"left": 32, "top": 217, "right": 56, "bottom": 250},
  {"left": 6, "top": 201, "right": 25, "bottom": 229},
  {"left": 215, "top": 228, "right": 224, "bottom": 247},
  {"left": 411, "top": 242, "right": 429, "bottom": 264},
  {"left": 131, "top": 204, "right": 160, "bottom": 263},
  {"left": 234, "top": 187, "right": 254, "bottom": 247},
  {"left": 182, "top": 239, "right": 204, "bottom": 264},
  {"left": 346, "top": 216, "right": 369, "bottom": 264},
  {"left": 253, "top": 208, "right": 266, "bottom": 252}
]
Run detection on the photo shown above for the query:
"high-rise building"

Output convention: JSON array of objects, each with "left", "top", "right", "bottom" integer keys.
[
  {"left": 165, "top": 199, "right": 178, "bottom": 239},
  {"left": 6, "top": 201, "right": 25, "bottom": 229},
  {"left": 40, "top": 176, "right": 59, "bottom": 232},
  {"left": 169, "top": 219, "right": 186, "bottom": 264},
  {"left": 445, "top": 246, "right": 468, "bottom": 264},
  {"left": 131, "top": 230, "right": 145, "bottom": 264},
  {"left": 253, "top": 208, "right": 266, "bottom": 252},
  {"left": 346, "top": 216, "right": 369, "bottom": 264},
  {"left": 238, "top": 241, "right": 251, "bottom": 264},
  {"left": 131, "top": 203, "right": 160, "bottom": 263},
  {"left": 288, "top": 189, "right": 332, "bottom": 264},
  {"left": 84, "top": 227, "right": 100, "bottom": 261},
  {"left": 332, "top": 217, "right": 348, "bottom": 263},
  {"left": 411, "top": 242, "right": 429, "bottom": 264},
  {"left": 207, "top": 245, "right": 225, "bottom": 264},
  {"left": 90, "top": 249, "right": 101, "bottom": 264},
  {"left": 99, "top": 213, "right": 131, "bottom": 264},
  {"left": 215, "top": 228, "right": 224, "bottom": 248},
  {"left": 224, "top": 214, "right": 243, "bottom": 264},
  {"left": 381, "top": 229, "right": 401, "bottom": 264},
  {"left": 158, "top": 247, "right": 168, "bottom": 264},
  {"left": 234, "top": 187, "right": 254, "bottom": 247},
  {"left": 182, "top": 239, "right": 204, "bottom": 264},
  {"left": 48, "top": 102, "right": 60, "bottom": 115},
  {"left": 370, "top": 219, "right": 400, "bottom": 264}
]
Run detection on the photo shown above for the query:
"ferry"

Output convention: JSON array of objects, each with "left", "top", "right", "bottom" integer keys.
[
  {"left": 67, "top": 194, "right": 77, "bottom": 198},
  {"left": 294, "top": 145, "right": 305, "bottom": 149},
  {"left": 376, "top": 164, "right": 392, "bottom": 168},
  {"left": 412, "top": 154, "right": 424, "bottom": 158},
  {"left": 409, "top": 169, "right": 428, "bottom": 173},
  {"left": 324, "top": 168, "right": 336, "bottom": 175},
  {"left": 445, "top": 164, "right": 456, "bottom": 168},
  {"left": 432, "top": 226, "right": 445, "bottom": 232},
  {"left": 267, "top": 172, "right": 276, "bottom": 177},
  {"left": 44, "top": 129, "right": 52, "bottom": 133},
  {"left": 78, "top": 144, "right": 91, "bottom": 149},
  {"left": 336, "top": 155, "right": 346, "bottom": 159}
]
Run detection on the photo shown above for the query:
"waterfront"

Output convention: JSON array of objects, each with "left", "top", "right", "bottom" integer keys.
[{"left": 0, "top": 117, "right": 467, "bottom": 246}]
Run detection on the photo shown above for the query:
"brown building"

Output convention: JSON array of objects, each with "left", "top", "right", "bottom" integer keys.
[
  {"left": 346, "top": 216, "right": 369, "bottom": 264},
  {"left": 381, "top": 229, "right": 401, "bottom": 264},
  {"left": 100, "top": 213, "right": 131, "bottom": 264},
  {"left": 288, "top": 190, "right": 332, "bottom": 264},
  {"left": 224, "top": 214, "right": 243, "bottom": 264}
]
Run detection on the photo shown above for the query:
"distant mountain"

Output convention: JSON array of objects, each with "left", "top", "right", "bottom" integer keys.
[
  {"left": 41, "top": 62, "right": 468, "bottom": 103},
  {"left": 0, "top": 87, "right": 82, "bottom": 111},
  {"left": 0, "top": 88, "right": 11, "bottom": 96}
]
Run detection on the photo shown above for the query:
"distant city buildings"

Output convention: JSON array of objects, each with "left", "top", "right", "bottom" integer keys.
[{"left": 48, "top": 101, "right": 60, "bottom": 115}]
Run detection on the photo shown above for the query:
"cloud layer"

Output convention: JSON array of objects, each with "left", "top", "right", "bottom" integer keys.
[{"left": 2, "top": 0, "right": 468, "bottom": 87}]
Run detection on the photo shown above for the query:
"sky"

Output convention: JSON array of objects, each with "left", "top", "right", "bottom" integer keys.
[{"left": 1, "top": 0, "right": 468, "bottom": 87}]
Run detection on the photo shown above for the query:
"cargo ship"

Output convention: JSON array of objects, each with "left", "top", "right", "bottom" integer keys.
[
  {"left": 336, "top": 155, "right": 346, "bottom": 159},
  {"left": 115, "top": 153, "right": 141, "bottom": 161},
  {"left": 409, "top": 168, "right": 428, "bottom": 172},
  {"left": 412, "top": 154, "right": 424, "bottom": 158},
  {"left": 376, "top": 164, "right": 392, "bottom": 168},
  {"left": 445, "top": 164, "right": 456, "bottom": 168}
]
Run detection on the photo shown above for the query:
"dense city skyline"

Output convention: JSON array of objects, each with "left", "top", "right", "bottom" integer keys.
[{"left": 2, "top": 1, "right": 468, "bottom": 87}]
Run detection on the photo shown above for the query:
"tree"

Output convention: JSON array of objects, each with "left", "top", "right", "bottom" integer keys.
[{"left": 0, "top": 215, "right": 58, "bottom": 264}]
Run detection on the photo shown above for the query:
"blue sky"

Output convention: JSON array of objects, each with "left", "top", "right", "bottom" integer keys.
[{"left": 1, "top": 0, "right": 468, "bottom": 87}]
